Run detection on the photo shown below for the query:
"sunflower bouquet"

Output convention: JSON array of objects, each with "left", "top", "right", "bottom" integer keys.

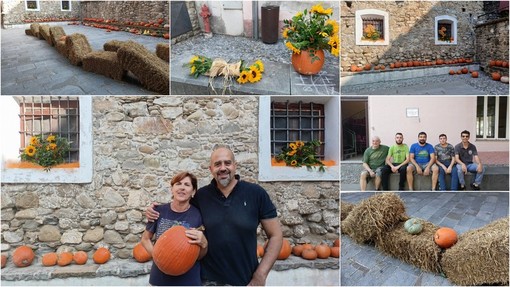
[
  {"left": 20, "top": 134, "right": 71, "bottom": 171},
  {"left": 282, "top": 4, "right": 339, "bottom": 60},
  {"left": 438, "top": 26, "right": 453, "bottom": 42},
  {"left": 363, "top": 24, "right": 381, "bottom": 40},
  {"left": 275, "top": 140, "right": 325, "bottom": 172}
]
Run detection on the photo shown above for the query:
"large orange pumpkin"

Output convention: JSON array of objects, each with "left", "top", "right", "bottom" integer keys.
[
  {"left": 73, "top": 251, "right": 88, "bottom": 265},
  {"left": 42, "top": 252, "right": 58, "bottom": 266},
  {"left": 333, "top": 239, "right": 340, "bottom": 247},
  {"left": 57, "top": 252, "right": 73, "bottom": 266},
  {"left": 277, "top": 239, "right": 292, "bottom": 260},
  {"left": 292, "top": 245, "right": 304, "bottom": 257},
  {"left": 133, "top": 243, "right": 152, "bottom": 263},
  {"left": 153, "top": 225, "right": 200, "bottom": 275},
  {"left": 471, "top": 71, "right": 479, "bottom": 78},
  {"left": 330, "top": 247, "right": 340, "bottom": 258},
  {"left": 256, "top": 244, "right": 264, "bottom": 258},
  {"left": 291, "top": 48, "right": 325, "bottom": 75},
  {"left": 315, "top": 244, "right": 331, "bottom": 259},
  {"left": 12, "top": 246, "right": 35, "bottom": 267},
  {"left": 434, "top": 227, "right": 458, "bottom": 249},
  {"left": 93, "top": 247, "right": 111, "bottom": 264},
  {"left": 301, "top": 249, "right": 317, "bottom": 260},
  {"left": 1, "top": 254, "right": 7, "bottom": 268},
  {"left": 492, "top": 72, "right": 502, "bottom": 81}
]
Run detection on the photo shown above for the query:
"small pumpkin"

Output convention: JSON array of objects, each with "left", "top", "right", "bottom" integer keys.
[
  {"left": 489, "top": 60, "right": 496, "bottom": 67},
  {"left": 292, "top": 245, "right": 304, "bottom": 256},
  {"left": 93, "top": 247, "right": 111, "bottom": 264},
  {"left": 390, "top": 63, "right": 395, "bottom": 69},
  {"left": 42, "top": 252, "right": 58, "bottom": 266},
  {"left": 256, "top": 244, "right": 264, "bottom": 258},
  {"left": 374, "top": 65, "right": 380, "bottom": 70},
  {"left": 277, "top": 239, "right": 292, "bottom": 260},
  {"left": 57, "top": 252, "right": 73, "bottom": 266},
  {"left": 456, "top": 70, "right": 462, "bottom": 75},
  {"left": 492, "top": 72, "right": 502, "bottom": 81},
  {"left": 350, "top": 64, "right": 358, "bottom": 72},
  {"left": 461, "top": 67, "right": 468, "bottom": 74},
  {"left": 495, "top": 60, "right": 503, "bottom": 67},
  {"left": 380, "top": 65, "right": 385, "bottom": 70},
  {"left": 153, "top": 226, "right": 199, "bottom": 275},
  {"left": 163, "top": 33, "right": 169, "bottom": 39},
  {"left": 471, "top": 71, "right": 479, "bottom": 78},
  {"left": 12, "top": 246, "right": 35, "bottom": 267},
  {"left": 402, "top": 62, "right": 408, "bottom": 67},
  {"left": 1, "top": 254, "right": 7, "bottom": 268},
  {"left": 73, "top": 251, "right": 88, "bottom": 265},
  {"left": 302, "top": 243, "right": 314, "bottom": 251},
  {"left": 407, "top": 61, "right": 413, "bottom": 67},
  {"left": 502, "top": 61, "right": 509, "bottom": 68},
  {"left": 333, "top": 238, "right": 340, "bottom": 247},
  {"left": 436, "top": 59, "right": 444, "bottom": 65},
  {"left": 449, "top": 70, "right": 455, "bottom": 75},
  {"left": 404, "top": 218, "right": 423, "bottom": 235},
  {"left": 301, "top": 249, "right": 317, "bottom": 260},
  {"left": 395, "top": 62, "right": 401, "bottom": 68},
  {"left": 330, "top": 247, "right": 340, "bottom": 258},
  {"left": 434, "top": 227, "right": 458, "bottom": 249},
  {"left": 315, "top": 244, "right": 331, "bottom": 259},
  {"left": 364, "top": 63, "right": 371, "bottom": 71},
  {"left": 133, "top": 243, "right": 152, "bottom": 263}
]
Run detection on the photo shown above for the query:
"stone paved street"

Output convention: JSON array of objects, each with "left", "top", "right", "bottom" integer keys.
[
  {"left": 1, "top": 25, "right": 168, "bottom": 95},
  {"left": 341, "top": 192, "right": 509, "bottom": 286}
]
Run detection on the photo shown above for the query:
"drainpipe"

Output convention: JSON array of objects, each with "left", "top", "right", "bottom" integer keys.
[{"left": 253, "top": 1, "right": 258, "bottom": 39}]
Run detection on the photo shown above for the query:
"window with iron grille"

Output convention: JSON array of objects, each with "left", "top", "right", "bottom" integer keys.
[
  {"left": 362, "top": 17, "right": 384, "bottom": 40},
  {"left": 438, "top": 22, "right": 452, "bottom": 41},
  {"left": 476, "top": 96, "right": 508, "bottom": 139},
  {"left": 18, "top": 96, "right": 80, "bottom": 163},
  {"left": 25, "top": 0, "right": 39, "bottom": 11},
  {"left": 61, "top": 1, "right": 71, "bottom": 11},
  {"left": 270, "top": 101, "right": 325, "bottom": 159}
]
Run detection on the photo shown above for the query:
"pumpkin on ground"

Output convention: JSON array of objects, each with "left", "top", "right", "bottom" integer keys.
[
  {"left": 277, "top": 239, "right": 292, "bottom": 260},
  {"left": 351, "top": 65, "right": 358, "bottom": 72},
  {"left": 404, "top": 218, "right": 423, "bottom": 235},
  {"left": 333, "top": 238, "right": 340, "bottom": 247},
  {"left": 133, "top": 243, "right": 152, "bottom": 263},
  {"left": 492, "top": 72, "right": 502, "bottom": 81},
  {"left": 302, "top": 243, "right": 314, "bottom": 251},
  {"left": 461, "top": 67, "right": 468, "bottom": 74},
  {"left": 42, "top": 252, "right": 58, "bottom": 266},
  {"left": 256, "top": 244, "right": 264, "bottom": 258},
  {"left": 364, "top": 63, "right": 371, "bottom": 71},
  {"left": 489, "top": 60, "right": 496, "bottom": 67},
  {"left": 315, "top": 244, "right": 331, "bottom": 259},
  {"left": 330, "top": 247, "right": 340, "bottom": 258},
  {"left": 471, "top": 71, "right": 479, "bottom": 78},
  {"left": 73, "top": 251, "right": 88, "bottom": 265},
  {"left": 449, "top": 70, "right": 455, "bottom": 75},
  {"left": 93, "top": 247, "right": 111, "bottom": 264},
  {"left": 153, "top": 225, "right": 199, "bottom": 275},
  {"left": 495, "top": 60, "right": 503, "bottom": 67},
  {"left": 57, "top": 252, "right": 73, "bottom": 266},
  {"left": 292, "top": 245, "right": 304, "bottom": 257},
  {"left": 301, "top": 249, "right": 318, "bottom": 260},
  {"left": 434, "top": 227, "right": 458, "bottom": 249},
  {"left": 1, "top": 254, "right": 7, "bottom": 268},
  {"left": 12, "top": 246, "right": 35, "bottom": 267}
]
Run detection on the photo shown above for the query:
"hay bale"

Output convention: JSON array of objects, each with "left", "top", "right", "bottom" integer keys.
[
  {"left": 56, "top": 40, "right": 69, "bottom": 58},
  {"left": 25, "top": 29, "right": 33, "bottom": 36},
  {"left": 374, "top": 219, "right": 442, "bottom": 273},
  {"left": 341, "top": 193, "right": 406, "bottom": 244},
  {"left": 341, "top": 200, "right": 355, "bottom": 222},
  {"left": 66, "top": 33, "right": 93, "bottom": 66},
  {"left": 83, "top": 51, "right": 125, "bottom": 81},
  {"left": 39, "top": 24, "right": 51, "bottom": 44},
  {"left": 30, "top": 23, "right": 40, "bottom": 37},
  {"left": 49, "top": 26, "right": 66, "bottom": 46},
  {"left": 117, "top": 41, "right": 169, "bottom": 94},
  {"left": 156, "top": 43, "right": 169, "bottom": 62},
  {"left": 441, "top": 217, "right": 509, "bottom": 286},
  {"left": 103, "top": 40, "right": 126, "bottom": 52}
]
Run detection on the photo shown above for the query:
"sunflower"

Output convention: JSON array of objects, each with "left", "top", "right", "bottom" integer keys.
[
  {"left": 47, "top": 143, "right": 57, "bottom": 151},
  {"left": 190, "top": 65, "right": 196, "bottom": 75},
  {"left": 25, "top": 145, "right": 36, "bottom": 157},
  {"left": 295, "top": 11, "right": 302, "bottom": 18},
  {"left": 326, "top": 20, "right": 339, "bottom": 35},
  {"left": 311, "top": 4, "right": 332, "bottom": 15},
  {"left": 282, "top": 28, "right": 289, "bottom": 39},
  {"left": 47, "top": 135, "right": 56, "bottom": 143},
  {"left": 253, "top": 60, "right": 264, "bottom": 73},
  {"left": 237, "top": 70, "right": 250, "bottom": 84},
  {"left": 189, "top": 55, "right": 199, "bottom": 64},
  {"left": 287, "top": 150, "right": 297, "bottom": 156},
  {"left": 30, "top": 136, "right": 39, "bottom": 146},
  {"left": 285, "top": 41, "right": 301, "bottom": 54},
  {"left": 290, "top": 160, "right": 298, "bottom": 166},
  {"left": 296, "top": 141, "right": 305, "bottom": 148},
  {"left": 328, "top": 35, "right": 339, "bottom": 57},
  {"left": 248, "top": 67, "right": 262, "bottom": 83},
  {"left": 289, "top": 143, "right": 298, "bottom": 150}
]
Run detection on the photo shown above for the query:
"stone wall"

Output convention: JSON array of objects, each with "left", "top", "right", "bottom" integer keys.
[
  {"left": 80, "top": 1, "right": 169, "bottom": 23},
  {"left": 0, "top": 96, "right": 339, "bottom": 259},
  {"left": 475, "top": 17, "right": 509, "bottom": 75},
  {"left": 1, "top": 1, "right": 80, "bottom": 26},
  {"left": 340, "top": 1, "right": 483, "bottom": 71}
]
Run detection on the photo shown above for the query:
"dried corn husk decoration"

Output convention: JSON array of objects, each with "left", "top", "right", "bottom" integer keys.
[{"left": 206, "top": 58, "right": 241, "bottom": 95}]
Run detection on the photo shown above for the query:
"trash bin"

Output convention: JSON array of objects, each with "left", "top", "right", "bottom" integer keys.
[{"left": 261, "top": 5, "right": 279, "bottom": 44}]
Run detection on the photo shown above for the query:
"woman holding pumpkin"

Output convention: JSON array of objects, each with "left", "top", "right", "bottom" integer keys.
[{"left": 141, "top": 171, "right": 208, "bottom": 286}]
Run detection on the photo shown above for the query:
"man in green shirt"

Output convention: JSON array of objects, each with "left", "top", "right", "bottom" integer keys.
[
  {"left": 382, "top": 132, "right": 410, "bottom": 190},
  {"left": 360, "top": 136, "right": 389, "bottom": 191}
]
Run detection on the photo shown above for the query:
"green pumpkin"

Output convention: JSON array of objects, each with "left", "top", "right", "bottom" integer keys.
[{"left": 404, "top": 218, "right": 423, "bottom": 235}]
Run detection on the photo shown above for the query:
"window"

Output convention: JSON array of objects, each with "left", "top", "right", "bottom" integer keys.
[
  {"left": 258, "top": 96, "right": 339, "bottom": 181},
  {"left": 25, "top": 0, "right": 40, "bottom": 11},
  {"left": 271, "top": 101, "right": 325, "bottom": 159},
  {"left": 355, "top": 9, "right": 389, "bottom": 46},
  {"left": 476, "top": 96, "right": 509, "bottom": 139},
  {"left": 61, "top": 1, "right": 71, "bottom": 11},
  {"left": 1, "top": 96, "right": 93, "bottom": 183},
  {"left": 19, "top": 97, "right": 80, "bottom": 163},
  {"left": 435, "top": 16, "right": 457, "bottom": 45}
]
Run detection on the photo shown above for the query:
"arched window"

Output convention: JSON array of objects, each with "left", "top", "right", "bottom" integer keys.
[
  {"left": 435, "top": 15, "right": 457, "bottom": 45},
  {"left": 355, "top": 9, "right": 389, "bottom": 46}
]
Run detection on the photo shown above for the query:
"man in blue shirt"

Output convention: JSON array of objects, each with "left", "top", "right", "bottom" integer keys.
[{"left": 406, "top": 132, "right": 439, "bottom": 190}]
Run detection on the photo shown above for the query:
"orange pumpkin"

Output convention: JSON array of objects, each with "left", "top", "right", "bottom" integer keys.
[
  {"left": 315, "top": 244, "right": 331, "bottom": 259},
  {"left": 163, "top": 33, "right": 169, "bottom": 39},
  {"left": 461, "top": 67, "right": 468, "bottom": 74},
  {"left": 402, "top": 62, "right": 408, "bottom": 67},
  {"left": 12, "top": 246, "right": 35, "bottom": 267},
  {"left": 374, "top": 65, "right": 380, "bottom": 70},
  {"left": 256, "top": 244, "right": 264, "bottom": 258},
  {"left": 333, "top": 238, "right": 340, "bottom": 247},
  {"left": 133, "top": 243, "right": 152, "bottom": 263},
  {"left": 93, "top": 247, "right": 111, "bottom": 264},
  {"left": 390, "top": 63, "right": 395, "bottom": 69},
  {"left": 495, "top": 60, "right": 503, "bottom": 67},
  {"left": 471, "top": 71, "right": 479, "bottom": 78},
  {"left": 489, "top": 60, "right": 496, "bottom": 67},
  {"left": 42, "top": 252, "right": 58, "bottom": 266},
  {"left": 395, "top": 62, "right": 401, "bottom": 68},
  {"left": 291, "top": 49, "right": 325, "bottom": 75},
  {"left": 57, "top": 252, "right": 73, "bottom": 266},
  {"left": 492, "top": 72, "right": 502, "bottom": 81},
  {"left": 434, "top": 227, "right": 458, "bottom": 249},
  {"left": 1, "top": 254, "right": 7, "bottom": 268},
  {"left": 330, "top": 247, "right": 340, "bottom": 258},
  {"left": 503, "top": 61, "right": 509, "bottom": 68},
  {"left": 449, "top": 70, "right": 455, "bottom": 75},
  {"left": 380, "top": 65, "right": 385, "bottom": 70},
  {"left": 302, "top": 243, "right": 314, "bottom": 251},
  {"left": 456, "top": 70, "right": 462, "bottom": 75},
  {"left": 277, "top": 239, "right": 292, "bottom": 260},
  {"left": 292, "top": 245, "right": 304, "bottom": 256},
  {"left": 436, "top": 59, "right": 444, "bottom": 65},
  {"left": 153, "top": 226, "right": 199, "bottom": 275},
  {"left": 73, "top": 251, "right": 88, "bottom": 265},
  {"left": 350, "top": 64, "right": 358, "bottom": 72},
  {"left": 301, "top": 249, "right": 317, "bottom": 260},
  {"left": 364, "top": 63, "right": 371, "bottom": 71}
]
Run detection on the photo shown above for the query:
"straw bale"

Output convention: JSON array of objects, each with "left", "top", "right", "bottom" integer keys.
[
  {"left": 30, "top": 23, "right": 40, "bottom": 37},
  {"left": 374, "top": 219, "right": 442, "bottom": 273},
  {"left": 83, "top": 51, "right": 125, "bottom": 81},
  {"left": 49, "top": 26, "right": 66, "bottom": 46},
  {"left": 66, "top": 33, "right": 93, "bottom": 66},
  {"left": 25, "top": 29, "right": 33, "bottom": 36},
  {"left": 117, "top": 41, "right": 169, "bottom": 94},
  {"left": 103, "top": 40, "right": 126, "bottom": 52},
  {"left": 341, "top": 193, "right": 407, "bottom": 244},
  {"left": 39, "top": 24, "right": 51, "bottom": 44},
  {"left": 441, "top": 217, "right": 509, "bottom": 286},
  {"left": 56, "top": 40, "right": 69, "bottom": 58},
  {"left": 341, "top": 200, "right": 355, "bottom": 221},
  {"left": 156, "top": 43, "right": 169, "bottom": 62}
]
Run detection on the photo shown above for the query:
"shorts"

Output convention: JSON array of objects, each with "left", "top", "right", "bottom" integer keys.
[{"left": 361, "top": 166, "right": 384, "bottom": 179}]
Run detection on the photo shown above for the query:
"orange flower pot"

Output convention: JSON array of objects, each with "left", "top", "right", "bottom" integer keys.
[{"left": 291, "top": 49, "right": 324, "bottom": 75}]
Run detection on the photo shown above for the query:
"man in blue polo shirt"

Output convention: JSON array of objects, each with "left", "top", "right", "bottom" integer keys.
[
  {"left": 406, "top": 132, "right": 439, "bottom": 190},
  {"left": 146, "top": 145, "right": 283, "bottom": 286}
]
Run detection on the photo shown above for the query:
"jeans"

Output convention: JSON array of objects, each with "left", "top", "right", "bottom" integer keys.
[
  {"left": 382, "top": 163, "right": 408, "bottom": 191},
  {"left": 438, "top": 161, "right": 458, "bottom": 190},
  {"left": 457, "top": 163, "right": 485, "bottom": 186}
]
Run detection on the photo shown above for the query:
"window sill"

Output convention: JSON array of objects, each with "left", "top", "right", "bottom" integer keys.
[
  {"left": 270, "top": 157, "right": 336, "bottom": 167},
  {"left": 5, "top": 161, "right": 80, "bottom": 169},
  {"left": 260, "top": 158, "right": 339, "bottom": 182}
]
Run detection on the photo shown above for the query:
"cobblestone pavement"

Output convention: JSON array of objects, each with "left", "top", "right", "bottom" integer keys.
[{"left": 341, "top": 192, "right": 509, "bottom": 286}]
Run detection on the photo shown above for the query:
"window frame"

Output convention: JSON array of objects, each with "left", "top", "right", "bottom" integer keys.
[
  {"left": 25, "top": 0, "right": 40, "bottom": 11},
  {"left": 355, "top": 9, "right": 389, "bottom": 46},
  {"left": 61, "top": 0, "right": 72, "bottom": 12},
  {"left": 476, "top": 96, "right": 509, "bottom": 140},
  {"left": 435, "top": 15, "right": 458, "bottom": 45}
]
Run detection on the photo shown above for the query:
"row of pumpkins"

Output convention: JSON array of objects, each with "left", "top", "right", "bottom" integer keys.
[
  {"left": 404, "top": 218, "right": 458, "bottom": 249},
  {"left": 489, "top": 60, "right": 509, "bottom": 68},
  {"left": 257, "top": 238, "right": 340, "bottom": 261},
  {"left": 351, "top": 58, "right": 474, "bottom": 72}
]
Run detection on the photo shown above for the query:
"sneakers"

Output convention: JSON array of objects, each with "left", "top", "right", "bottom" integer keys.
[
  {"left": 471, "top": 183, "right": 481, "bottom": 190},
  {"left": 459, "top": 185, "right": 466, "bottom": 190}
]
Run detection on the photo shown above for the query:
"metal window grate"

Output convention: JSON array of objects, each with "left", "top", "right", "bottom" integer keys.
[
  {"left": 270, "top": 101, "right": 325, "bottom": 159},
  {"left": 438, "top": 22, "right": 452, "bottom": 40},
  {"left": 18, "top": 96, "right": 80, "bottom": 162},
  {"left": 362, "top": 18, "right": 384, "bottom": 39},
  {"left": 62, "top": 1, "right": 70, "bottom": 10}
]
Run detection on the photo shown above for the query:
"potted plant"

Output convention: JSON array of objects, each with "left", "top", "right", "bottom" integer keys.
[
  {"left": 20, "top": 134, "right": 71, "bottom": 171},
  {"left": 282, "top": 4, "right": 339, "bottom": 75},
  {"left": 275, "top": 140, "right": 325, "bottom": 172}
]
